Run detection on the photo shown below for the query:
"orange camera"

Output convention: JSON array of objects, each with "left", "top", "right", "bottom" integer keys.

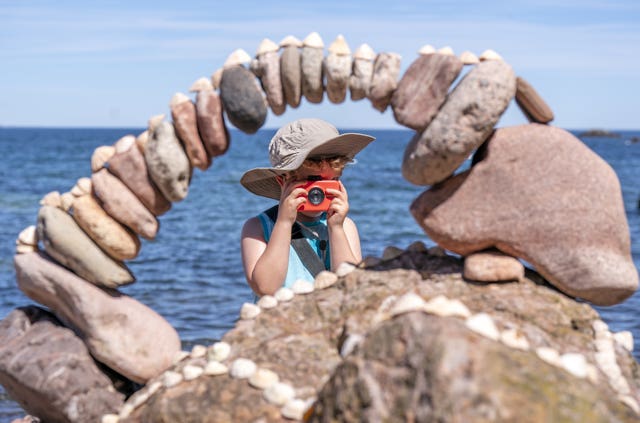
[{"left": 297, "top": 180, "right": 340, "bottom": 212}]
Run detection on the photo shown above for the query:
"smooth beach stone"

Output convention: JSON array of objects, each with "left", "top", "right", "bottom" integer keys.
[
  {"left": 391, "top": 54, "right": 464, "bottom": 131},
  {"left": 463, "top": 250, "right": 524, "bottom": 282},
  {"left": 324, "top": 53, "right": 351, "bottom": 104},
  {"left": 219, "top": 65, "right": 267, "bottom": 134},
  {"left": 280, "top": 45, "right": 302, "bottom": 108},
  {"left": 349, "top": 46, "right": 375, "bottom": 101},
  {"left": 195, "top": 89, "right": 230, "bottom": 158},
  {"left": 36, "top": 205, "right": 134, "bottom": 288},
  {"left": 368, "top": 52, "right": 402, "bottom": 112},
  {"left": 301, "top": 44, "right": 324, "bottom": 104},
  {"left": 107, "top": 142, "right": 172, "bottom": 216},
  {"left": 0, "top": 306, "right": 125, "bottom": 422},
  {"left": 402, "top": 59, "right": 516, "bottom": 186},
  {"left": 72, "top": 193, "right": 141, "bottom": 261},
  {"left": 515, "top": 76, "right": 554, "bottom": 124},
  {"left": 255, "top": 50, "right": 285, "bottom": 115},
  {"left": 92, "top": 168, "right": 159, "bottom": 240},
  {"left": 15, "top": 252, "right": 182, "bottom": 384},
  {"left": 145, "top": 121, "right": 192, "bottom": 202},
  {"left": 170, "top": 95, "right": 211, "bottom": 170},
  {"left": 410, "top": 124, "right": 638, "bottom": 305}
]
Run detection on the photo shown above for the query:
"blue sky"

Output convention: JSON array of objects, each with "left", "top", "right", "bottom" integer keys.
[{"left": 1, "top": 0, "right": 639, "bottom": 129}]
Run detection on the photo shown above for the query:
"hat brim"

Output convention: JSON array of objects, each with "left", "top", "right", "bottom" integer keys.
[{"left": 240, "top": 132, "right": 375, "bottom": 200}]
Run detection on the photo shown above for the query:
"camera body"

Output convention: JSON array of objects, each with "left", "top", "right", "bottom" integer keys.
[{"left": 298, "top": 180, "right": 340, "bottom": 212}]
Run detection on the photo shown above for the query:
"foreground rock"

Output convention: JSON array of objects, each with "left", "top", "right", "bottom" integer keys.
[
  {"left": 15, "top": 252, "right": 181, "bottom": 384},
  {"left": 122, "top": 248, "right": 639, "bottom": 422},
  {"left": 0, "top": 306, "right": 125, "bottom": 423},
  {"left": 219, "top": 65, "right": 267, "bottom": 134},
  {"left": 410, "top": 124, "right": 638, "bottom": 306}
]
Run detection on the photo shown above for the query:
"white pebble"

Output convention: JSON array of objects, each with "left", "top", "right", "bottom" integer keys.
[
  {"left": 613, "top": 330, "right": 634, "bottom": 352},
  {"left": 340, "top": 334, "right": 364, "bottom": 357},
  {"left": 249, "top": 367, "right": 279, "bottom": 390},
  {"left": 209, "top": 342, "right": 231, "bottom": 362},
  {"left": 535, "top": 347, "right": 561, "bottom": 366},
  {"left": 291, "top": 279, "right": 314, "bottom": 294},
  {"left": 281, "top": 398, "right": 307, "bottom": 420},
  {"left": 390, "top": 292, "right": 426, "bottom": 317},
  {"left": 465, "top": 313, "right": 500, "bottom": 341},
  {"left": 204, "top": 361, "right": 229, "bottom": 376},
  {"left": 240, "top": 302, "right": 261, "bottom": 320},
  {"left": 592, "top": 319, "right": 609, "bottom": 335},
  {"left": 314, "top": 271, "right": 338, "bottom": 289},
  {"left": 586, "top": 363, "right": 600, "bottom": 384},
  {"left": 118, "top": 403, "right": 134, "bottom": 419},
  {"left": 230, "top": 358, "right": 257, "bottom": 379},
  {"left": 130, "top": 389, "right": 151, "bottom": 409},
  {"left": 162, "top": 370, "right": 183, "bottom": 388},
  {"left": 423, "top": 295, "right": 471, "bottom": 318},
  {"left": 274, "top": 287, "right": 295, "bottom": 302},
  {"left": 264, "top": 382, "right": 295, "bottom": 406},
  {"left": 172, "top": 350, "right": 189, "bottom": 364},
  {"left": 618, "top": 394, "right": 640, "bottom": 414},
  {"left": 499, "top": 328, "right": 530, "bottom": 351},
  {"left": 146, "top": 381, "right": 162, "bottom": 396},
  {"left": 191, "top": 344, "right": 207, "bottom": 358},
  {"left": 560, "top": 353, "right": 587, "bottom": 379},
  {"left": 17, "top": 225, "right": 37, "bottom": 246},
  {"left": 101, "top": 414, "right": 119, "bottom": 423},
  {"left": 257, "top": 295, "right": 278, "bottom": 309},
  {"left": 183, "top": 364, "right": 204, "bottom": 381},
  {"left": 335, "top": 262, "right": 356, "bottom": 277}
]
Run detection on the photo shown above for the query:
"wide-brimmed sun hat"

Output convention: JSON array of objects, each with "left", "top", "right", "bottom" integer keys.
[{"left": 240, "top": 118, "right": 375, "bottom": 200}]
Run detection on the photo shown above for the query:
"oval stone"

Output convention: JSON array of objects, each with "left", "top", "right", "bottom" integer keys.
[
  {"left": 301, "top": 45, "right": 324, "bottom": 104},
  {"left": 219, "top": 65, "right": 267, "bottom": 134},
  {"left": 195, "top": 90, "right": 230, "bottom": 158},
  {"left": 171, "top": 97, "right": 211, "bottom": 170},
  {"left": 280, "top": 45, "right": 302, "bottom": 108},
  {"left": 255, "top": 51, "right": 285, "bottom": 115},
  {"left": 368, "top": 52, "right": 401, "bottom": 112}
]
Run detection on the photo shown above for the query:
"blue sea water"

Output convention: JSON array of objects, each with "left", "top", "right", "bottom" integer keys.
[{"left": 0, "top": 127, "right": 639, "bottom": 419}]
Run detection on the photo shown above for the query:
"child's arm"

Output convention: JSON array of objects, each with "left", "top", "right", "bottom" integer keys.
[{"left": 326, "top": 183, "right": 362, "bottom": 269}]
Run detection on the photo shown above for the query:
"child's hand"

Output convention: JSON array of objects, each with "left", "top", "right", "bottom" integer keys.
[
  {"left": 326, "top": 182, "right": 349, "bottom": 227},
  {"left": 277, "top": 178, "right": 307, "bottom": 225}
]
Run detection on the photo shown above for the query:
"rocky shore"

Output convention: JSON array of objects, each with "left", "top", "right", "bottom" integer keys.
[{"left": 1, "top": 32, "right": 638, "bottom": 422}]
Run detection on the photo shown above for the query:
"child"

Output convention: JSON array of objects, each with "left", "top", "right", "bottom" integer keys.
[{"left": 240, "top": 118, "right": 375, "bottom": 296}]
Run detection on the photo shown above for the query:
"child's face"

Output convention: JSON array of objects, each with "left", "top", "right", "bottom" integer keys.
[{"left": 285, "top": 158, "right": 343, "bottom": 183}]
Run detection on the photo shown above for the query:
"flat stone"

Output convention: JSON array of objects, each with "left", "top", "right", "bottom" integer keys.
[
  {"left": 255, "top": 50, "right": 285, "bottom": 115},
  {"left": 219, "top": 65, "right": 267, "bottom": 134},
  {"left": 92, "top": 168, "right": 159, "bottom": 240},
  {"left": 195, "top": 89, "right": 230, "bottom": 158},
  {"left": 71, "top": 193, "right": 141, "bottom": 261},
  {"left": 464, "top": 250, "right": 524, "bottom": 282},
  {"left": 15, "top": 252, "right": 181, "bottom": 384},
  {"left": 410, "top": 123, "right": 638, "bottom": 305},
  {"left": 37, "top": 205, "right": 134, "bottom": 288},
  {"left": 144, "top": 121, "right": 192, "bottom": 202},
  {"left": 324, "top": 52, "right": 351, "bottom": 104},
  {"left": 280, "top": 45, "right": 302, "bottom": 108},
  {"left": 368, "top": 52, "right": 402, "bottom": 112},
  {"left": 170, "top": 95, "right": 211, "bottom": 170},
  {"left": 515, "top": 76, "right": 554, "bottom": 124},
  {"left": 0, "top": 306, "right": 125, "bottom": 422},
  {"left": 402, "top": 59, "right": 516, "bottom": 185},
  {"left": 107, "top": 142, "right": 172, "bottom": 216},
  {"left": 391, "top": 54, "right": 463, "bottom": 131},
  {"left": 301, "top": 44, "right": 324, "bottom": 103}
]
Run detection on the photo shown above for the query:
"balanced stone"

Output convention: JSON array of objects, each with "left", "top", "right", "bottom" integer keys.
[
  {"left": 463, "top": 250, "right": 524, "bottom": 282},
  {"left": 254, "top": 40, "right": 285, "bottom": 115},
  {"left": 324, "top": 35, "right": 351, "bottom": 104},
  {"left": 0, "top": 306, "right": 125, "bottom": 422},
  {"left": 15, "top": 252, "right": 182, "bottom": 383},
  {"left": 515, "top": 76, "right": 554, "bottom": 124},
  {"left": 219, "top": 65, "right": 267, "bottom": 134},
  {"left": 402, "top": 59, "right": 516, "bottom": 186},
  {"left": 37, "top": 205, "right": 134, "bottom": 288},
  {"left": 107, "top": 142, "right": 171, "bottom": 216},
  {"left": 280, "top": 45, "right": 302, "bottom": 108},
  {"left": 195, "top": 89, "right": 230, "bottom": 158},
  {"left": 92, "top": 168, "right": 159, "bottom": 240},
  {"left": 145, "top": 121, "right": 192, "bottom": 202},
  {"left": 301, "top": 33, "right": 324, "bottom": 104},
  {"left": 368, "top": 52, "right": 402, "bottom": 112},
  {"left": 349, "top": 44, "right": 375, "bottom": 101},
  {"left": 72, "top": 193, "right": 141, "bottom": 261},
  {"left": 410, "top": 124, "right": 638, "bottom": 305},
  {"left": 391, "top": 53, "right": 464, "bottom": 131},
  {"left": 170, "top": 93, "right": 211, "bottom": 170}
]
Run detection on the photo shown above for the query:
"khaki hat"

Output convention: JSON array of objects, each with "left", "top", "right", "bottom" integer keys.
[{"left": 240, "top": 118, "right": 375, "bottom": 200}]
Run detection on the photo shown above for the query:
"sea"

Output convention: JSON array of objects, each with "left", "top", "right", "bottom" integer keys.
[{"left": 0, "top": 127, "right": 639, "bottom": 419}]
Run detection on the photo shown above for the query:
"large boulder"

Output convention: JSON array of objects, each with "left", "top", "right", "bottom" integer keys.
[
  {"left": 402, "top": 59, "right": 516, "bottom": 185},
  {"left": 0, "top": 306, "right": 125, "bottom": 423},
  {"left": 410, "top": 124, "right": 638, "bottom": 305},
  {"left": 14, "top": 252, "right": 181, "bottom": 384}
]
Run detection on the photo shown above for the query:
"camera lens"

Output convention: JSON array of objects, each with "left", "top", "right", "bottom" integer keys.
[{"left": 307, "top": 187, "right": 325, "bottom": 205}]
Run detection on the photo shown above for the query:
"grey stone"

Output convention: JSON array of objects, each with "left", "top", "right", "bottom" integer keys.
[
  {"left": 301, "top": 46, "right": 324, "bottom": 104},
  {"left": 368, "top": 52, "right": 401, "bottom": 112},
  {"left": 280, "top": 46, "right": 302, "bottom": 108},
  {"left": 219, "top": 65, "right": 267, "bottom": 134},
  {"left": 255, "top": 51, "right": 285, "bottom": 115},
  {"left": 515, "top": 76, "right": 554, "bottom": 124}
]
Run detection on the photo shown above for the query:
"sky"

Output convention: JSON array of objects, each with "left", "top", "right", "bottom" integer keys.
[{"left": 1, "top": 0, "right": 639, "bottom": 130}]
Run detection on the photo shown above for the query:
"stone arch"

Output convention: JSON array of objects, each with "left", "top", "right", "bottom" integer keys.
[{"left": 11, "top": 32, "right": 612, "bottom": 422}]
